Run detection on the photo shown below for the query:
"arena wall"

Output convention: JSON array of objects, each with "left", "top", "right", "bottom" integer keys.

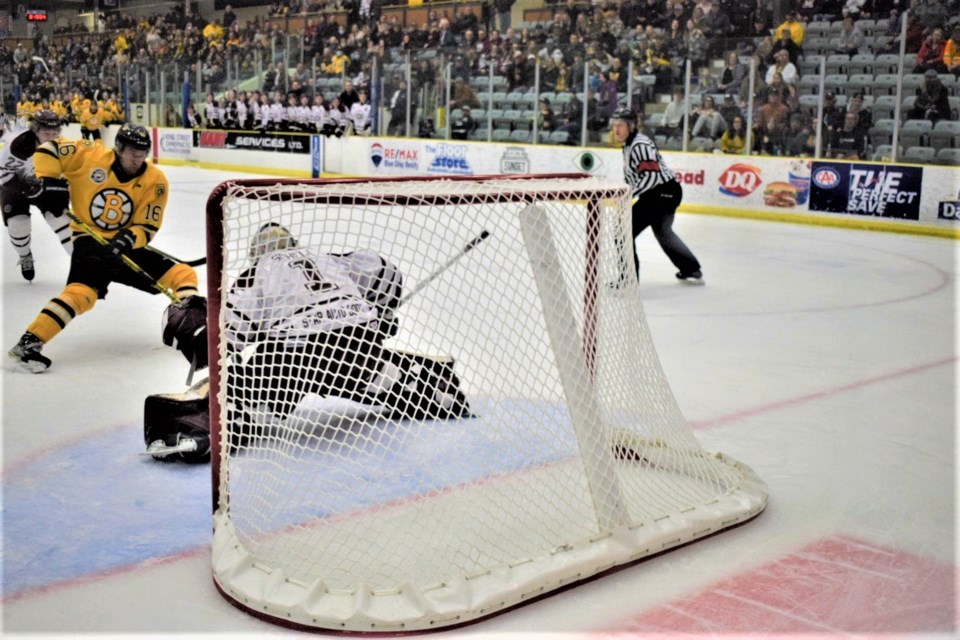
[{"left": 62, "top": 124, "right": 959, "bottom": 238}]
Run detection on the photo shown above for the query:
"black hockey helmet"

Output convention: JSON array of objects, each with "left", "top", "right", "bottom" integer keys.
[
  {"left": 31, "top": 109, "right": 62, "bottom": 131},
  {"left": 610, "top": 108, "right": 638, "bottom": 126},
  {"left": 115, "top": 123, "right": 151, "bottom": 153}
]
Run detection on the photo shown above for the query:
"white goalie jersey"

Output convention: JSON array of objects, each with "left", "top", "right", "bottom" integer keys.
[{"left": 225, "top": 248, "right": 402, "bottom": 350}]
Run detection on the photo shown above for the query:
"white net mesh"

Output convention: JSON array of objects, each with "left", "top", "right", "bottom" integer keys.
[{"left": 209, "top": 175, "right": 767, "bottom": 631}]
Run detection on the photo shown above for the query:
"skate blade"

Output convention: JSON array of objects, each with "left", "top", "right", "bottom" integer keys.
[
  {"left": 142, "top": 439, "right": 198, "bottom": 458},
  {"left": 18, "top": 354, "right": 51, "bottom": 373}
]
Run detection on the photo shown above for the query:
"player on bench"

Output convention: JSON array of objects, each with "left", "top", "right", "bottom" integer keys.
[{"left": 145, "top": 223, "right": 473, "bottom": 462}]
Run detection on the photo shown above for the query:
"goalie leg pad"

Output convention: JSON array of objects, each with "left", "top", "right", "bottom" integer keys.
[
  {"left": 373, "top": 349, "right": 473, "bottom": 420},
  {"left": 144, "top": 377, "right": 211, "bottom": 463}
]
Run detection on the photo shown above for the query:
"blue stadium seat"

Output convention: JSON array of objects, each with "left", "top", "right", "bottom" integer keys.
[
  {"left": 872, "top": 95, "right": 898, "bottom": 120},
  {"left": 867, "top": 118, "right": 896, "bottom": 146},
  {"left": 872, "top": 74, "right": 900, "bottom": 95},
  {"left": 930, "top": 120, "right": 960, "bottom": 150},
  {"left": 901, "top": 74, "right": 926, "bottom": 94},
  {"left": 873, "top": 54, "right": 902, "bottom": 74},
  {"left": 846, "top": 74, "right": 874, "bottom": 96},
  {"left": 547, "top": 130, "right": 570, "bottom": 144},
  {"left": 871, "top": 144, "right": 902, "bottom": 161},
  {"left": 901, "top": 146, "right": 936, "bottom": 164},
  {"left": 823, "top": 74, "right": 848, "bottom": 95},
  {"left": 825, "top": 54, "right": 850, "bottom": 75},
  {"left": 899, "top": 119, "right": 933, "bottom": 149},
  {"left": 799, "top": 54, "right": 825, "bottom": 75},
  {"left": 798, "top": 75, "right": 824, "bottom": 96},
  {"left": 846, "top": 53, "right": 876, "bottom": 75},
  {"left": 934, "top": 148, "right": 960, "bottom": 165}
]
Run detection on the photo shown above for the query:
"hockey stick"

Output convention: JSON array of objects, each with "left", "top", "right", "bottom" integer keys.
[
  {"left": 64, "top": 211, "right": 180, "bottom": 303},
  {"left": 31, "top": 56, "right": 50, "bottom": 74},
  {"left": 147, "top": 246, "right": 207, "bottom": 267},
  {"left": 399, "top": 230, "right": 490, "bottom": 307}
]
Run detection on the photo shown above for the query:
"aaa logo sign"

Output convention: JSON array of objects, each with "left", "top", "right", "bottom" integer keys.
[{"left": 718, "top": 163, "right": 762, "bottom": 197}]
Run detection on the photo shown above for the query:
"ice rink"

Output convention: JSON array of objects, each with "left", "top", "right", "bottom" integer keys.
[{"left": 1, "top": 164, "right": 956, "bottom": 638}]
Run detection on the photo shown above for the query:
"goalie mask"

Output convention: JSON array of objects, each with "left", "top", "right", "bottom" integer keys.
[{"left": 250, "top": 223, "right": 297, "bottom": 260}]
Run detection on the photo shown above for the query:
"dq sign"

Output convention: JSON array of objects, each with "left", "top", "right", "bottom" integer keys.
[{"left": 718, "top": 163, "right": 762, "bottom": 197}]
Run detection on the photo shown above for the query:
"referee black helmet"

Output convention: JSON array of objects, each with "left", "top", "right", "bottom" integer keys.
[{"left": 610, "top": 108, "right": 638, "bottom": 127}]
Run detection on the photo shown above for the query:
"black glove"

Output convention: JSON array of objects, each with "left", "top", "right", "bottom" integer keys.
[
  {"left": 108, "top": 229, "right": 137, "bottom": 256},
  {"left": 26, "top": 177, "right": 68, "bottom": 200}
]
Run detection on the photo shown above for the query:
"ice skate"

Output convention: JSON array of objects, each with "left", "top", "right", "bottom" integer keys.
[
  {"left": 676, "top": 270, "right": 705, "bottom": 285},
  {"left": 18, "top": 253, "right": 35, "bottom": 282},
  {"left": 143, "top": 435, "right": 210, "bottom": 463},
  {"left": 8, "top": 332, "right": 50, "bottom": 372}
]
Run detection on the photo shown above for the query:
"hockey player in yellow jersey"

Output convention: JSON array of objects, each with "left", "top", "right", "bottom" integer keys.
[
  {"left": 80, "top": 103, "right": 105, "bottom": 141},
  {"left": 103, "top": 93, "right": 125, "bottom": 124},
  {"left": 8, "top": 123, "right": 204, "bottom": 373}
]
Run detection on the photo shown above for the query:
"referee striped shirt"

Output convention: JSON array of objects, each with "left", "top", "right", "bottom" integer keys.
[{"left": 622, "top": 131, "right": 677, "bottom": 197}]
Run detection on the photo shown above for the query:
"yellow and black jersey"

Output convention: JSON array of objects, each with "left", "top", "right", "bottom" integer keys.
[
  {"left": 104, "top": 100, "right": 124, "bottom": 123},
  {"left": 34, "top": 139, "right": 168, "bottom": 248},
  {"left": 16, "top": 100, "right": 35, "bottom": 120},
  {"left": 80, "top": 108, "right": 104, "bottom": 132},
  {"left": 70, "top": 95, "right": 87, "bottom": 120},
  {"left": 51, "top": 101, "right": 69, "bottom": 121}
]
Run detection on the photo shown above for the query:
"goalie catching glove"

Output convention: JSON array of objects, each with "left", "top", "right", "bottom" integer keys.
[{"left": 162, "top": 295, "right": 209, "bottom": 369}]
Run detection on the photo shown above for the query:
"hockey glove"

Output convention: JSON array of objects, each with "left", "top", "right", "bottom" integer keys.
[
  {"left": 162, "top": 295, "right": 209, "bottom": 369},
  {"left": 32, "top": 178, "right": 70, "bottom": 217},
  {"left": 108, "top": 229, "right": 137, "bottom": 257},
  {"left": 25, "top": 177, "right": 68, "bottom": 200}
]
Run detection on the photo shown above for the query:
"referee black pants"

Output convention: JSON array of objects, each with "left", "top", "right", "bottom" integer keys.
[{"left": 630, "top": 180, "right": 701, "bottom": 277}]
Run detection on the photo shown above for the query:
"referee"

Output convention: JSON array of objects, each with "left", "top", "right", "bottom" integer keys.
[{"left": 611, "top": 108, "right": 704, "bottom": 285}]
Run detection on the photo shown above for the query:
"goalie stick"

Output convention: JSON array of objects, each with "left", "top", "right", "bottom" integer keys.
[
  {"left": 399, "top": 230, "right": 490, "bottom": 306},
  {"left": 64, "top": 211, "right": 180, "bottom": 303}
]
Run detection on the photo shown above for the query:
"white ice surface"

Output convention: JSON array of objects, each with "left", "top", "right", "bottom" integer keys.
[{"left": 1, "top": 165, "right": 956, "bottom": 638}]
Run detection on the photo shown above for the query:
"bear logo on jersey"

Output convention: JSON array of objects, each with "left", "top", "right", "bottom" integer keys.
[
  {"left": 91, "top": 188, "right": 134, "bottom": 231},
  {"left": 90, "top": 168, "right": 107, "bottom": 184}
]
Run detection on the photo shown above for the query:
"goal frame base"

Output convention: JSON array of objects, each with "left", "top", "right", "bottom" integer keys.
[{"left": 211, "top": 453, "right": 766, "bottom": 633}]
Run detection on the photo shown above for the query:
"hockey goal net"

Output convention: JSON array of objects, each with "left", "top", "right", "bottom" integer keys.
[{"left": 206, "top": 173, "right": 767, "bottom": 632}]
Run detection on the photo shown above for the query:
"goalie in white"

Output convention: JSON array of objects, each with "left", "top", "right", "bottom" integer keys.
[{"left": 145, "top": 223, "right": 472, "bottom": 462}]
